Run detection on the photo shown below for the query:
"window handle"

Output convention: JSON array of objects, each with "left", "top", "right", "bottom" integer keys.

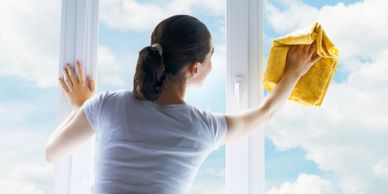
[{"left": 234, "top": 76, "right": 243, "bottom": 112}]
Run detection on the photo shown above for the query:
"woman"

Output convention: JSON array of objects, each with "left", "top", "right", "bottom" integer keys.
[{"left": 45, "top": 15, "right": 320, "bottom": 194}]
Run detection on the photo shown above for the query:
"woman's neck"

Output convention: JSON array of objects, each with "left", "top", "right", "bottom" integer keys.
[{"left": 154, "top": 79, "right": 186, "bottom": 106}]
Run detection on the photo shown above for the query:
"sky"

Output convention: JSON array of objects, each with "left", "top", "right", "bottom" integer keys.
[{"left": 1, "top": 0, "right": 388, "bottom": 194}]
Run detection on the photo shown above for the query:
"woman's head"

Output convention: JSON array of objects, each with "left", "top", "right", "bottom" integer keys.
[{"left": 133, "top": 15, "right": 213, "bottom": 101}]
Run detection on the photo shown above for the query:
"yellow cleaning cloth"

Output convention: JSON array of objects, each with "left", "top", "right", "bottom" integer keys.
[{"left": 263, "top": 22, "right": 339, "bottom": 107}]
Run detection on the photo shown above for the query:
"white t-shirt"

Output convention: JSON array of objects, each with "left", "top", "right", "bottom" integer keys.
[{"left": 83, "top": 89, "right": 228, "bottom": 194}]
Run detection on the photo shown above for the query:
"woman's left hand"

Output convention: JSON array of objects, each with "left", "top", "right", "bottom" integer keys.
[{"left": 59, "top": 60, "right": 96, "bottom": 109}]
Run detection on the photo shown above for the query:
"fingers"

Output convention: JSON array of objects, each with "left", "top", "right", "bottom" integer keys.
[
  {"left": 289, "top": 45, "right": 297, "bottom": 53},
  {"left": 87, "top": 76, "right": 96, "bottom": 92},
  {"left": 311, "top": 52, "right": 322, "bottom": 64},
  {"left": 58, "top": 77, "right": 71, "bottom": 94},
  {"left": 62, "top": 61, "right": 94, "bottom": 93},
  {"left": 303, "top": 44, "right": 310, "bottom": 52},
  {"left": 76, "top": 60, "right": 85, "bottom": 83},
  {"left": 290, "top": 42, "right": 317, "bottom": 54},
  {"left": 63, "top": 64, "right": 73, "bottom": 87},
  {"left": 297, "top": 44, "right": 306, "bottom": 53},
  {"left": 65, "top": 63, "right": 78, "bottom": 84},
  {"left": 308, "top": 41, "right": 317, "bottom": 56}
]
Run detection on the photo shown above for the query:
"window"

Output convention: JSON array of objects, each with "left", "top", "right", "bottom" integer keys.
[
  {"left": 225, "top": 0, "right": 264, "bottom": 193},
  {"left": 3, "top": 0, "right": 387, "bottom": 194}
]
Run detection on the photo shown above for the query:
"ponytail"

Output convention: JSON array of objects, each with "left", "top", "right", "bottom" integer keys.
[{"left": 133, "top": 45, "right": 167, "bottom": 101}]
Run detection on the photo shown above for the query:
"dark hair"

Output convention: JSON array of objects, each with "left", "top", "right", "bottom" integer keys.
[{"left": 133, "top": 15, "right": 211, "bottom": 101}]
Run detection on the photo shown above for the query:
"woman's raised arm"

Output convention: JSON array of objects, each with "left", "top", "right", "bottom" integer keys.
[{"left": 223, "top": 42, "right": 322, "bottom": 144}]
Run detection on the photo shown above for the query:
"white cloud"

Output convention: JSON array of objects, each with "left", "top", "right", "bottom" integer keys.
[
  {"left": 97, "top": 46, "right": 126, "bottom": 88},
  {"left": 374, "top": 158, "right": 388, "bottom": 179},
  {"left": 265, "top": 0, "right": 388, "bottom": 63},
  {"left": 0, "top": 165, "right": 53, "bottom": 194},
  {"left": 265, "top": 0, "right": 388, "bottom": 194},
  {"left": 0, "top": 179, "right": 45, "bottom": 194},
  {"left": 203, "top": 167, "right": 225, "bottom": 178},
  {"left": 0, "top": 0, "right": 60, "bottom": 88},
  {"left": 211, "top": 44, "right": 227, "bottom": 73},
  {"left": 266, "top": 174, "right": 339, "bottom": 194},
  {"left": 0, "top": 104, "right": 54, "bottom": 194},
  {"left": 100, "top": 0, "right": 225, "bottom": 31},
  {"left": 265, "top": 0, "right": 319, "bottom": 34},
  {"left": 0, "top": 129, "right": 50, "bottom": 172},
  {"left": 197, "top": 186, "right": 225, "bottom": 194},
  {"left": 217, "top": 169, "right": 225, "bottom": 178},
  {"left": 316, "top": 0, "right": 388, "bottom": 61}
]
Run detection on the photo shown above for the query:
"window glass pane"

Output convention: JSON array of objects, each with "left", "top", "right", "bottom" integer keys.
[
  {"left": 98, "top": 1, "right": 226, "bottom": 193},
  {"left": 0, "top": 0, "right": 61, "bottom": 193},
  {"left": 264, "top": 1, "right": 388, "bottom": 193}
]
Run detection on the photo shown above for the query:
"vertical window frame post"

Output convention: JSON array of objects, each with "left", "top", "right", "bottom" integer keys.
[
  {"left": 225, "top": 0, "right": 265, "bottom": 193},
  {"left": 56, "top": 0, "right": 99, "bottom": 193}
]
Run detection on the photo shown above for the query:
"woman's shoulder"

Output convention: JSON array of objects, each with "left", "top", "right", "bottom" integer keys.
[
  {"left": 97, "top": 88, "right": 132, "bottom": 98},
  {"left": 90, "top": 89, "right": 132, "bottom": 106}
]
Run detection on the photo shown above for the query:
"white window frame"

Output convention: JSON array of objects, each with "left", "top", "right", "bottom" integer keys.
[
  {"left": 56, "top": 0, "right": 264, "bottom": 193},
  {"left": 56, "top": 0, "right": 99, "bottom": 194},
  {"left": 225, "top": 0, "right": 264, "bottom": 194}
]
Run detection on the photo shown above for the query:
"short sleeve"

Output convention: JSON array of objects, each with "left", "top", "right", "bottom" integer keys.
[
  {"left": 203, "top": 111, "right": 228, "bottom": 151},
  {"left": 83, "top": 91, "right": 108, "bottom": 131}
]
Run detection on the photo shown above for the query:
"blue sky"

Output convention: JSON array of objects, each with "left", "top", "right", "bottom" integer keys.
[{"left": 1, "top": 0, "right": 388, "bottom": 194}]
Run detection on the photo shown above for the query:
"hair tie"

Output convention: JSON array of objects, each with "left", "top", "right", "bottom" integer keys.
[{"left": 151, "top": 43, "right": 163, "bottom": 56}]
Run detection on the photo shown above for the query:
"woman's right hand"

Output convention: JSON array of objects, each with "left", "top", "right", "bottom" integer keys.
[{"left": 284, "top": 41, "right": 322, "bottom": 78}]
